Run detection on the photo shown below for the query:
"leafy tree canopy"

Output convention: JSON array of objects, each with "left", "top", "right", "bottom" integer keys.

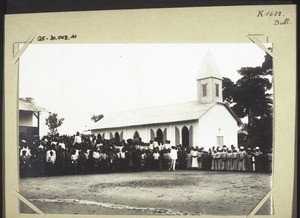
[
  {"left": 223, "top": 50, "right": 273, "bottom": 151},
  {"left": 19, "top": 97, "right": 35, "bottom": 104},
  {"left": 45, "top": 113, "right": 64, "bottom": 136},
  {"left": 91, "top": 114, "right": 104, "bottom": 123}
]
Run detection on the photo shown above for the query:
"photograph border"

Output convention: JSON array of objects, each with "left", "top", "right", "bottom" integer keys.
[{"left": 4, "top": 5, "right": 297, "bottom": 218}]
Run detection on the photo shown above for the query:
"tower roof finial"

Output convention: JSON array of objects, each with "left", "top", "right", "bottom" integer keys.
[{"left": 196, "top": 50, "right": 223, "bottom": 80}]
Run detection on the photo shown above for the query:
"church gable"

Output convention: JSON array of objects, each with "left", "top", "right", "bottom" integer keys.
[
  {"left": 197, "top": 103, "right": 240, "bottom": 148},
  {"left": 199, "top": 103, "right": 239, "bottom": 126}
]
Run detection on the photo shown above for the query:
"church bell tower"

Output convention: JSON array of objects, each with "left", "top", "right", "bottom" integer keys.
[{"left": 196, "top": 50, "right": 223, "bottom": 104}]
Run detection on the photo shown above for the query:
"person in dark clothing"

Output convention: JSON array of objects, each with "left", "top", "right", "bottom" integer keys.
[
  {"left": 20, "top": 150, "right": 29, "bottom": 178},
  {"left": 56, "top": 146, "right": 66, "bottom": 176},
  {"left": 253, "top": 147, "right": 263, "bottom": 172}
]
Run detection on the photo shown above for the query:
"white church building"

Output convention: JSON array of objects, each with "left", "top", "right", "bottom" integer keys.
[{"left": 89, "top": 51, "right": 242, "bottom": 150}]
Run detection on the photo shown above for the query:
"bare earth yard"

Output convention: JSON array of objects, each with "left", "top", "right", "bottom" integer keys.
[{"left": 19, "top": 170, "right": 272, "bottom": 215}]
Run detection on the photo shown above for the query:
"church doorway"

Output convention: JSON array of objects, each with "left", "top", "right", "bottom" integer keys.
[
  {"left": 182, "top": 126, "right": 189, "bottom": 147},
  {"left": 96, "top": 133, "right": 102, "bottom": 141},
  {"left": 156, "top": 128, "right": 163, "bottom": 144},
  {"left": 94, "top": 133, "right": 102, "bottom": 144},
  {"left": 114, "top": 132, "right": 120, "bottom": 142}
]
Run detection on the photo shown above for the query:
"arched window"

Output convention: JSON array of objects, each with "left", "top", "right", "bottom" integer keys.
[
  {"left": 202, "top": 84, "right": 207, "bottom": 97},
  {"left": 114, "top": 132, "right": 120, "bottom": 142},
  {"left": 175, "top": 127, "right": 180, "bottom": 146},
  {"left": 110, "top": 132, "right": 113, "bottom": 139},
  {"left": 189, "top": 125, "right": 193, "bottom": 146},
  {"left": 120, "top": 131, "right": 124, "bottom": 141},
  {"left": 156, "top": 128, "right": 163, "bottom": 144},
  {"left": 133, "top": 131, "right": 140, "bottom": 142},
  {"left": 216, "top": 84, "right": 220, "bottom": 97},
  {"left": 163, "top": 128, "right": 167, "bottom": 143},
  {"left": 182, "top": 126, "right": 189, "bottom": 146},
  {"left": 150, "top": 129, "right": 155, "bottom": 140}
]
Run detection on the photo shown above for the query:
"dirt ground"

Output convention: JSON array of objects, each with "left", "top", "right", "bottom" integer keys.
[{"left": 19, "top": 170, "right": 272, "bottom": 215}]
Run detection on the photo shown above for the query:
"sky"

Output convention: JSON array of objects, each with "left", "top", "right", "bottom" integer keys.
[{"left": 19, "top": 43, "right": 271, "bottom": 135}]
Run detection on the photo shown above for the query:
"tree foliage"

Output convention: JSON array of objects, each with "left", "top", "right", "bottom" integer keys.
[
  {"left": 19, "top": 97, "right": 35, "bottom": 104},
  {"left": 91, "top": 114, "right": 104, "bottom": 123},
  {"left": 45, "top": 113, "right": 64, "bottom": 136},
  {"left": 222, "top": 77, "right": 236, "bottom": 104},
  {"left": 223, "top": 50, "right": 273, "bottom": 152}
]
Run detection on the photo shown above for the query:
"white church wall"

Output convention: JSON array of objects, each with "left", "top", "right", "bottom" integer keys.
[
  {"left": 124, "top": 127, "right": 147, "bottom": 141},
  {"left": 91, "top": 120, "right": 199, "bottom": 146},
  {"left": 198, "top": 104, "right": 239, "bottom": 150},
  {"left": 92, "top": 126, "right": 148, "bottom": 142},
  {"left": 123, "top": 124, "right": 170, "bottom": 143},
  {"left": 90, "top": 106, "right": 239, "bottom": 151},
  {"left": 171, "top": 121, "right": 199, "bottom": 146}
]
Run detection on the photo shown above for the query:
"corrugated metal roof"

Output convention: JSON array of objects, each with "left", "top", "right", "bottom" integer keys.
[
  {"left": 90, "top": 101, "right": 217, "bottom": 130},
  {"left": 196, "top": 50, "right": 223, "bottom": 80},
  {"left": 19, "top": 100, "right": 47, "bottom": 112}
]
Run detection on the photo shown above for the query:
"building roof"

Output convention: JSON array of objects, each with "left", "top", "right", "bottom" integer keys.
[
  {"left": 196, "top": 50, "right": 223, "bottom": 80},
  {"left": 19, "top": 100, "right": 47, "bottom": 112},
  {"left": 89, "top": 101, "right": 242, "bottom": 131}
]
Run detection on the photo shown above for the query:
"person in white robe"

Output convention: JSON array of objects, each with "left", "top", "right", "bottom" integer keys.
[
  {"left": 170, "top": 146, "right": 178, "bottom": 171},
  {"left": 190, "top": 148, "right": 199, "bottom": 168}
]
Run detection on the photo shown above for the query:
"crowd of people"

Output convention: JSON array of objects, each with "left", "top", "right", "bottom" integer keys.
[{"left": 19, "top": 132, "right": 272, "bottom": 178}]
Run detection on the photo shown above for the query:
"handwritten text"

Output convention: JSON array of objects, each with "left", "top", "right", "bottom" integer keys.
[{"left": 37, "top": 34, "right": 77, "bottom": 42}]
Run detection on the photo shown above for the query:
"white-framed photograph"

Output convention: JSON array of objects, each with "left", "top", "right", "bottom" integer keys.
[{"left": 4, "top": 5, "right": 296, "bottom": 218}]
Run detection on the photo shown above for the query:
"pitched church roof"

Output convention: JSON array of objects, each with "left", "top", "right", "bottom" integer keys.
[
  {"left": 196, "top": 50, "right": 223, "bottom": 80},
  {"left": 89, "top": 101, "right": 241, "bottom": 131}
]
